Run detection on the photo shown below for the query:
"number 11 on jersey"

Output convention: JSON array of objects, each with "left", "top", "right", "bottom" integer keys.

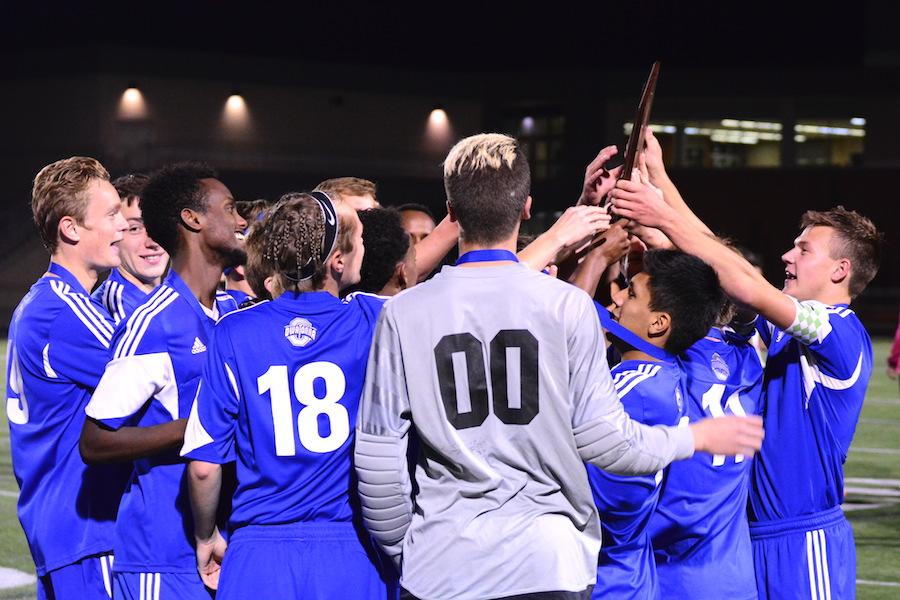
[{"left": 701, "top": 384, "right": 747, "bottom": 467}]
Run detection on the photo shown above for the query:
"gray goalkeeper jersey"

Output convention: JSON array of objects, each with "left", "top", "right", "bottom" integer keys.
[{"left": 356, "top": 263, "right": 693, "bottom": 599}]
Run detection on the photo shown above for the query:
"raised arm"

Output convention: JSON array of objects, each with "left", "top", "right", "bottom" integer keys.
[
  {"left": 518, "top": 205, "right": 611, "bottom": 271},
  {"left": 641, "top": 129, "right": 715, "bottom": 237},
  {"left": 413, "top": 214, "right": 458, "bottom": 281},
  {"left": 567, "top": 222, "right": 630, "bottom": 297},
  {"left": 609, "top": 179, "right": 797, "bottom": 329}
]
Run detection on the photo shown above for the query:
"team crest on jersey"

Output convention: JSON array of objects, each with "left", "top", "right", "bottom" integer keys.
[
  {"left": 675, "top": 386, "right": 683, "bottom": 413},
  {"left": 711, "top": 352, "right": 729, "bottom": 381},
  {"left": 284, "top": 317, "right": 317, "bottom": 347}
]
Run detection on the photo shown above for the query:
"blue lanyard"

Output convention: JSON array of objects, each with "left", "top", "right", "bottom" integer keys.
[
  {"left": 595, "top": 304, "right": 674, "bottom": 362},
  {"left": 455, "top": 249, "right": 519, "bottom": 266}
]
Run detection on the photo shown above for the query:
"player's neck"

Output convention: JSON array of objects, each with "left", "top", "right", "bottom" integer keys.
[
  {"left": 621, "top": 348, "right": 663, "bottom": 363},
  {"left": 812, "top": 289, "right": 852, "bottom": 307},
  {"left": 48, "top": 252, "right": 102, "bottom": 292},
  {"left": 117, "top": 266, "right": 159, "bottom": 293},
  {"left": 171, "top": 251, "right": 223, "bottom": 310},
  {"left": 457, "top": 235, "right": 518, "bottom": 267}
]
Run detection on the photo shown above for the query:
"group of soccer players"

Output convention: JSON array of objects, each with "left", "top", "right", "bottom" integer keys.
[{"left": 4, "top": 127, "right": 882, "bottom": 600}]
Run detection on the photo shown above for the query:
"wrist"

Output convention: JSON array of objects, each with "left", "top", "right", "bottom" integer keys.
[{"left": 195, "top": 527, "right": 219, "bottom": 546}]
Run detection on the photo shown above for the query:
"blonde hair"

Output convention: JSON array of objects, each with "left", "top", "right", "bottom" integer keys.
[
  {"left": 315, "top": 177, "right": 377, "bottom": 203},
  {"left": 442, "top": 133, "right": 530, "bottom": 245},
  {"left": 32, "top": 156, "right": 110, "bottom": 253},
  {"left": 443, "top": 133, "right": 518, "bottom": 178}
]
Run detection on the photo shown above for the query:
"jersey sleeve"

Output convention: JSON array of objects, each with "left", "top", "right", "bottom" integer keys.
[
  {"left": 46, "top": 301, "right": 115, "bottom": 390},
  {"left": 85, "top": 320, "right": 175, "bottom": 430},
  {"left": 568, "top": 296, "right": 695, "bottom": 474},
  {"left": 181, "top": 328, "right": 240, "bottom": 464},
  {"left": 787, "top": 299, "right": 866, "bottom": 380},
  {"left": 354, "top": 303, "right": 413, "bottom": 564}
]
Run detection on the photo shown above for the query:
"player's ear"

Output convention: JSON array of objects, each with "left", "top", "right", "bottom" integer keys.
[
  {"left": 328, "top": 247, "right": 345, "bottom": 277},
  {"left": 58, "top": 215, "right": 80, "bottom": 245},
  {"left": 446, "top": 201, "right": 457, "bottom": 223},
  {"left": 180, "top": 207, "right": 202, "bottom": 233},
  {"left": 831, "top": 257, "right": 851, "bottom": 286},
  {"left": 521, "top": 196, "right": 533, "bottom": 221},
  {"left": 395, "top": 261, "right": 408, "bottom": 290},
  {"left": 649, "top": 311, "right": 671, "bottom": 338},
  {"left": 263, "top": 275, "right": 278, "bottom": 297}
]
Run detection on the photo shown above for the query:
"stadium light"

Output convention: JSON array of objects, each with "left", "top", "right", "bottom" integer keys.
[
  {"left": 425, "top": 107, "right": 453, "bottom": 152},
  {"left": 222, "top": 91, "right": 251, "bottom": 136},
  {"left": 521, "top": 116, "right": 535, "bottom": 135},
  {"left": 118, "top": 84, "right": 147, "bottom": 120}
]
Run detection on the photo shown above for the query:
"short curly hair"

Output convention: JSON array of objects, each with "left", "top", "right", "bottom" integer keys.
[
  {"left": 140, "top": 162, "right": 217, "bottom": 257},
  {"left": 355, "top": 208, "right": 411, "bottom": 294}
]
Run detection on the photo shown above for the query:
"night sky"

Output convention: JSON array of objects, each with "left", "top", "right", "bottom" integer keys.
[{"left": 0, "top": 1, "right": 886, "bottom": 70}]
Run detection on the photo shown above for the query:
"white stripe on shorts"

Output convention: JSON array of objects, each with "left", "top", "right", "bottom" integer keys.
[
  {"left": 806, "top": 531, "right": 818, "bottom": 600},
  {"left": 818, "top": 530, "right": 832, "bottom": 600},
  {"left": 806, "top": 529, "right": 832, "bottom": 600},
  {"left": 99, "top": 555, "right": 111, "bottom": 598}
]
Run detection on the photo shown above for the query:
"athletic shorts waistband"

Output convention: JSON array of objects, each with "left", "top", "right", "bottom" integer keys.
[
  {"left": 749, "top": 506, "right": 846, "bottom": 539},
  {"left": 230, "top": 521, "right": 362, "bottom": 542}
]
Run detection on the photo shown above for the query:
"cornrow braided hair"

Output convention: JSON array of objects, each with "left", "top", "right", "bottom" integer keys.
[{"left": 262, "top": 194, "right": 327, "bottom": 292}]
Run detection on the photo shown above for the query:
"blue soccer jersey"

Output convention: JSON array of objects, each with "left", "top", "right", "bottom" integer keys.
[
  {"left": 6, "top": 263, "right": 126, "bottom": 576},
  {"left": 182, "top": 290, "right": 385, "bottom": 528},
  {"left": 587, "top": 359, "right": 684, "bottom": 600},
  {"left": 750, "top": 300, "right": 872, "bottom": 521},
  {"left": 92, "top": 268, "right": 153, "bottom": 325},
  {"left": 222, "top": 288, "right": 251, "bottom": 306},
  {"left": 84, "top": 269, "right": 238, "bottom": 575},
  {"left": 649, "top": 328, "right": 764, "bottom": 600}
]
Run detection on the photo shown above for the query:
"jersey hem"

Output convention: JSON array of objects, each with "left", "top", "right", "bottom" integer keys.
[
  {"left": 749, "top": 505, "right": 846, "bottom": 539},
  {"left": 111, "top": 562, "right": 198, "bottom": 574},
  {"left": 400, "top": 576, "right": 597, "bottom": 600},
  {"left": 38, "top": 544, "right": 115, "bottom": 576}
]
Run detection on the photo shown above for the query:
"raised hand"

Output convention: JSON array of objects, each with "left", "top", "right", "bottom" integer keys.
[
  {"left": 579, "top": 145, "right": 623, "bottom": 206},
  {"left": 548, "top": 205, "right": 612, "bottom": 250},
  {"left": 641, "top": 129, "right": 667, "bottom": 183},
  {"left": 596, "top": 221, "right": 631, "bottom": 264},
  {"left": 608, "top": 177, "right": 678, "bottom": 229}
]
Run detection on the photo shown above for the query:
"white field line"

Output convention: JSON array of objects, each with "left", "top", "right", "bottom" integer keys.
[
  {"left": 846, "top": 477, "right": 900, "bottom": 487},
  {"left": 845, "top": 486, "right": 900, "bottom": 497},
  {"left": 0, "top": 490, "right": 18, "bottom": 498},
  {"left": 0, "top": 566, "right": 35, "bottom": 589},
  {"left": 850, "top": 447, "right": 900, "bottom": 456},
  {"left": 858, "top": 579, "right": 900, "bottom": 587}
]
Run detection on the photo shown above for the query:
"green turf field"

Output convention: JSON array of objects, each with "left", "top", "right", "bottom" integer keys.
[{"left": 0, "top": 339, "right": 899, "bottom": 599}]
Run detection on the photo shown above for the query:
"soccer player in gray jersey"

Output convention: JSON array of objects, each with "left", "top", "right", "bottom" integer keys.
[{"left": 355, "top": 133, "right": 764, "bottom": 600}]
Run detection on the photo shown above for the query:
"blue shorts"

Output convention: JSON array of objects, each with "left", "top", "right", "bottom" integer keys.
[
  {"left": 114, "top": 570, "right": 213, "bottom": 600},
  {"left": 216, "top": 521, "right": 397, "bottom": 600},
  {"left": 37, "top": 554, "right": 114, "bottom": 600},
  {"left": 750, "top": 506, "right": 855, "bottom": 600}
]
